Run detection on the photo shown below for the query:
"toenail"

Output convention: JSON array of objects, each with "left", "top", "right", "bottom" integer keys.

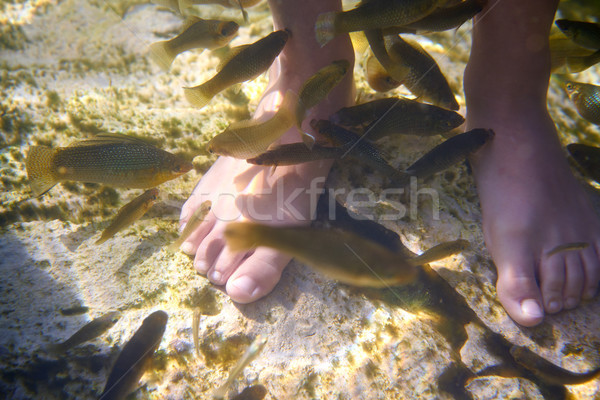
[
  {"left": 564, "top": 297, "right": 578, "bottom": 309},
  {"left": 547, "top": 300, "right": 561, "bottom": 313},
  {"left": 195, "top": 260, "right": 208, "bottom": 273},
  {"left": 521, "top": 299, "right": 543, "bottom": 319},
  {"left": 231, "top": 276, "right": 259, "bottom": 298},
  {"left": 181, "top": 242, "right": 193, "bottom": 254},
  {"left": 210, "top": 270, "right": 222, "bottom": 283}
]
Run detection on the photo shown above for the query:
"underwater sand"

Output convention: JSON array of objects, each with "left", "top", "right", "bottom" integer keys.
[{"left": 1, "top": 1, "right": 600, "bottom": 399}]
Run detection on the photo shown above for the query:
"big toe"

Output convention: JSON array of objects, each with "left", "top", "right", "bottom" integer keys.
[
  {"left": 495, "top": 260, "right": 544, "bottom": 327},
  {"left": 226, "top": 248, "right": 292, "bottom": 304}
]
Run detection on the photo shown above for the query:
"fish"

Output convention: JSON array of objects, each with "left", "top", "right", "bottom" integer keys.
[
  {"left": 555, "top": 19, "right": 600, "bottom": 50},
  {"left": 365, "top": 52, "right": 401, "bottom": 92},
  {"left": 47, "top": 311, "right": 121, "bottom": 353},
  {"left": 546, "top": 242, "right": 589, "bottom": 257},
  {"left": 184, "top": 30, "right": 289, "bottom": 108},
  {"left": 213, "top": 334, "right": 268, "bottom": 399},
  {"left": 364, "top": 29, "right": 411, "bottom": 85},
  {"left": 382, "top": 0, "right": 483, "bottom": 35},
  {"left": 149, "top": 17, "right": 239, "bottom": 71},
  {"left": 180, "top": 0, "right": 261, "bottom": 22},
  {"left": 169, "top": 200, "right": 212, "bottom": 251},
  {"left": 100, "top": 310, "right": 168, "bottom": 400},
  {"left": 192, "top": 308, "right": 201, "bottom": 357},
  {"left": 565, "top": 81, "right": 600, "bottom": 125},
  {"left": 510, "top": 345, "right": 600, "bottom": 386},
  {"left": 296, "top": 59, "right": 350, "bottom": 129},
  {"left": 386, "top": 35, "right": 459, "bottom": 110},
  {"left": 567, "top": 143, "right": 600, "bottom": 183},
  {"left": 246, "top": 142, "right": 344, "bottom": 166},
  {"left": 312, "top": 119, "right": 409, "bottom": 185},
  {"left": 207, "top": 90, "right": 297, "bottom": 159},
  {"left": 563, "top": 48, "right": 600, "bottom": 73},
  {"left": 330, "top": 97, "right": 465, "bottom": 139},
  {"left": 26, "top": 134, "right": 193, "bottom": 197},
  {"left": 409, "top": 240, "right": 469, "bottom": 265},
  {"left": 315, "top": 0, "right": 444, "bottom": 47},
  {"left": 151, "top": 0, "right": 182, "bottom": 13},
  {"left": 405, "top": 129, "right": 494, "bottom": 180},
  {"left": 549, "top": 35, "right": 596, "bottom": 72},
  {"left": 224, "top": 222, "right": 423, "bottom": 287},
  {"left": 96, "top": 189, "right": 160, "bottom": 245}
]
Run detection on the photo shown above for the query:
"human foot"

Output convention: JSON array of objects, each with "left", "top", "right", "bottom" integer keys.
[
  {"left": 177, "top": 0, "right": 354, "bottom": 303},
  {"left": 467, "top": 105, "right": 600, "bottom": 326},
  {"left": 465, "top": 0, "right": 600, "bottom": 326}
]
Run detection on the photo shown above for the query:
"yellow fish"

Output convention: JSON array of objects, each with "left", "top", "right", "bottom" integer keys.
[
  {"left": 184, "top": 30, "right": 289, "bottom": 108},
  {"left": 26, "top": 134, "right": 192, "bottom": 197},
  {"left": 169, "top": 200, "right": 212, "bottom": 251},
  {"left": 149, "top": 17, "right": 239, "bottom": 71},
  {"left": 207, "top": 90, "right": 297, "bottom": 159},
  {"left": 96, "top": 189, "right": 160, "bottom": 245}
]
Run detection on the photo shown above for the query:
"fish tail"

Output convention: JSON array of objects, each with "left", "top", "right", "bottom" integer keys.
[
  {"left": 224, "top": 222, "right": 265, "bottom": 252},
  {"left": 95, "top": 234, "right": 109, "bottom": 245},
  {"left": 183, "top": 83, "right": 214, "bottom": 108},
  {"left": 315, "top": 12, "right": 337, "bottom": 47},
  {"left": 46, "top": 343, "right": 66, "bottom": 354},
  {"left": 148, "top": 41, "right": 176, "bottom": 71},
  {"left": 26, "top": 146, "right": 57, "bottom": 197},
  {"left": 279, "top": 90, "right": 299, "bottom": 120}
]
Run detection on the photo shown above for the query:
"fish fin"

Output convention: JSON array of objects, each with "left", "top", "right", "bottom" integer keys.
[
  {"left": 301, "top": 132, "right": 316, "bottom": 149},
  {"left": 236, "top": 0, "right": 249, "bottom": 23},
  {"left": 26, "top": 146, "right": 57, "bottom": 197},
  {"left": 45, "top": 343, "right": 66, "bottom": 354},
  {"left": 148, "top": 41, "right": 176, "bottom": 71},
  {"left": 279, "top": 90, "right": 299, "bottom": 119},
  {"left": 409, "top": 239, "right": 469, "bottom": 265},
  {"left": 184, "top": 84, "right": 214, "bottom": 108},
  {"left": 95, "top": 233, "right": 110, "bottom": 245},
  {"left": 269, "top": 165, "right": 277, "bottom": 176},
  {"left": 315, "top": 11, "right": 336, "bottom": 47},
  {"left": 349, "top": 31, "right": 369, "bottom": 54},
  {"left": 69, "top": 133, "right": 152, "bottom": 147},
  {"left": 224, "top": 222, "right": 260, "bottom": 252},
  {"left": 181, "top": 15, "right": 202, "bottom": 31},
  {"left": 177, "top": 0, "right": 192, "bottom": 11},
  {"left": 216, "top": 45, "right": 250, "bottom": 72}
]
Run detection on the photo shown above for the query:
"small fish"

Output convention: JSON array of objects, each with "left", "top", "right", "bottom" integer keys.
[
  {"left": 549, "top": 35, "right": 596, "bottom": 72},
  {"left": 96, "top": 189, "right": 160, "bottom": 245},
  {"left": 192, "top": 308, "right": 201, "bottom": 357},
  {"left": 330, "top": 97, "right": 465, "bottom": 139},
  {"left": 405, "top": 129, "right": 494, "bottom": 180},
  {"left": 26, "top": 134, "right": 192, "bottom": 197},
  {"left": 180, "top": 0, "right": 261, "bottom": 21},
  {"left": 510, "top": 345, "right": 600, "bottom": 386},
  {"left": 382, "top": 0, "right": 483, "bottom": 35},
  {"left": 567, "top": 143, "right": 600, "bottom": 182},
  {"left": 151, "top": 0, "right": 182, "bottom": 13},
  {"left": 100, "top": 310, "right": 168, "bottom": 400},
  {"left": 546, "top": 242, "right": 589, "bottom": 257},
  {"left": 48, "top": 311, "right": 121, "bottom": 353},
  {"left": 184, "top": 30, "right": 289, "bottom": 108},
  {"left": 315, "top": 0, "right": 444, "bottom": 46},
  {"left": 364, "top": 29, "right": 411, "bottom": 85},
  {"left": 246, "top": 142, "right": 344, "bottom": 166},
  {"left": 149, "top": 17, "right": 239, "bottom": 71},
  {"left": 386, "top": 35, "right": 459, "bottom": 110},
  {"left": 365, "top": 52, "right": 401, "bottom": 92},
  {"left": 565, "top": 81, "right": 600, "bottom": 125},
  {"left": 208, "top": 90, "right": 297, "bottom": 159},
  {"left": 296, "top": 59, "right": 350, "bottom": 129},
  {"left": 312, "top": 119, "right": 409, "bottom": 185},
  {"left": 213, "top": 334, "right": 268, "bottom": 399},
  {"left": 562, "top": 49, "right": 600, "bottom": 73},
  {"left": 169, "top": 200, "right": 212, "bottom": 251},
  {"left": 224, "top": 222, "right": 421, "bottom": 287},
  {"left": 409, "top": 240, "right": 469, "bottom": 265},
  {"left": 555, "top": 19, "right": 600, "bottom": 50}
]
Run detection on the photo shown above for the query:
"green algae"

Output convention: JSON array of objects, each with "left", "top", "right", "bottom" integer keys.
[
  {"left": 180, "top": 285, "right": 222, "bottom": 315},
  {"left": 0, "top": 23, "right": 27, "bottom": 50},
  {"left": 199, "top": 329, "right": 252, "bottom": 368}
]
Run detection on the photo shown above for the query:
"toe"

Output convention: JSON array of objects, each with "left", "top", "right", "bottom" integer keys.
[
  {"left": 180, "top": 214, "right": 216, "bottom": 255},
  {"left": 562, "top": 252, "right": 584, "bottom": 309},
  {"left": 495, "top": 257, "right": 544, "bottom": 327},
  {"left": 581, "top": 243, "right": 600, "bottom": 299},
  {"left": 540, "top": 254, "right": 565, "bottom": 314},
  {"left": 225, "top": 248, "right": 292, "bottom": 304},
  {"left": 208, "top": 246, "right": 248, "bottom": 286},
  {"left": 194, "top": 230, "right": 226, "bottom": 275}
]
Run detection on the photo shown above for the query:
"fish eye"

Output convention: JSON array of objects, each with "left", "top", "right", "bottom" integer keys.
[{"left": 221, "top": 22, "right": 239, "bottom": 36}]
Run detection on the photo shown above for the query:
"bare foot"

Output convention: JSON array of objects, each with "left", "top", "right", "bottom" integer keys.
[
  {"left": 178, "top": 0, "right": 354, "bottom": 303},
  {"left": 465, "top": 0, "right": 600, "bottom": 326}
]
